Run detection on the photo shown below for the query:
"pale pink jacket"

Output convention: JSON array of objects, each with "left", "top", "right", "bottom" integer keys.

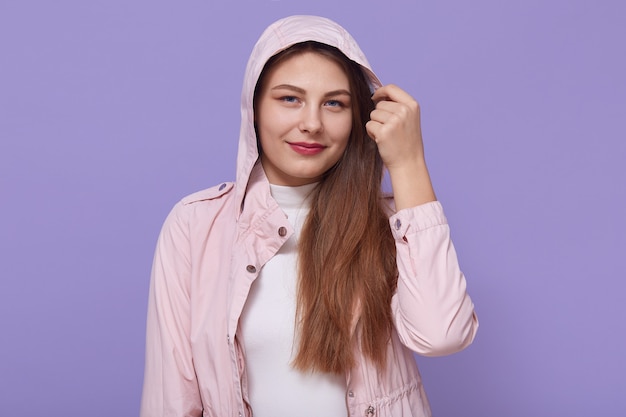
[{"left": 140, "top": 15, "right": 478, "bottom": 417}]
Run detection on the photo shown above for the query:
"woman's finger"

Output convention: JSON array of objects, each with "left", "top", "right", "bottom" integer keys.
[
  {"left": 369, "top": 107, "right": 395, "bottom": 124},
  {"left": 371, "top": 84, "right": 416, "bottom": 106}
]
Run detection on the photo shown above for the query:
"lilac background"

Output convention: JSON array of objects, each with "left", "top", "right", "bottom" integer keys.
[{"left": 1, "top": 0, "right": 624, "bottom": 416}]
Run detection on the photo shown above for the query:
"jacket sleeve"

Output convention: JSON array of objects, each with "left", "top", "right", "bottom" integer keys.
[
  {"left": 140, "top": 202, "right": 203, "bottom": 417},
  {"left": 389, "top": 201, "right": 478, "bottom": 356}
]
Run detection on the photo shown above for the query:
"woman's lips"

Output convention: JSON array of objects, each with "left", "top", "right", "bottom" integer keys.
[{"left": 288, "top": 142, "right": 326, "bottom": 155}]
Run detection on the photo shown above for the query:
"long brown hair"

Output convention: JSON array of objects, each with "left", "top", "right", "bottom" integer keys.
[{"left": 254, "top": 41, "right": 398, "bottom": 374}]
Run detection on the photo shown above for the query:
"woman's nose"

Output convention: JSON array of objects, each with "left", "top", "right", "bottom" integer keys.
[{"left": 299, "top": 107, "right": 323, "bottom": 134}]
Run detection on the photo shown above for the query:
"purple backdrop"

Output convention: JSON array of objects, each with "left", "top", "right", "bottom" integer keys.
[{"left": 1, "top": 0, "right": 624, "bottom": 416}]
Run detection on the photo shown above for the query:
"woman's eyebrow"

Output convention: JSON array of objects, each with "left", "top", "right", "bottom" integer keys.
[
  {"left": 324, "top": 89, "right": 351, "bottom": 98},
  {"left": 271, "top": 84, "right": 351, "bottom": 97},
  {"left": 271, "top": 84, "right": 306, "bottom": 94}
]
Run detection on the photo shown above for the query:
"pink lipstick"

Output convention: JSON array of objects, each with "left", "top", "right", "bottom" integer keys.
[{"left": 288, "top": 142, "right": 326, "bottom": 156}]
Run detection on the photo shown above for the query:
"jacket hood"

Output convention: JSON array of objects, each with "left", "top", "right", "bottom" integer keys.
[{"left": 234, "top": 15, "right": 382, "bottom": 212}]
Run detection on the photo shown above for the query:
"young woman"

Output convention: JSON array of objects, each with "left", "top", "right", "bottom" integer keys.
[{"left": 140, "top": 15, "right": 478, "bottom": 417}]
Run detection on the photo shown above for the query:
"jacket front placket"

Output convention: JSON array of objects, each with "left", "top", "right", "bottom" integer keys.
[{"left": 225, "top": 178, "right": 294, "bottom": 414}]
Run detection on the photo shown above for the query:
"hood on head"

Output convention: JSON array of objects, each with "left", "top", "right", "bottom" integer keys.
[{"left": 234, "top": 15, "right": 382, "bottom": 210}]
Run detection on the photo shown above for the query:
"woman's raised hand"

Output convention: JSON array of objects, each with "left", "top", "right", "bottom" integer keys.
[
  {"left": 366, "top": 84, "right": 424, "bottom": 170},
  {"left": 366, "top": 84, "right": 436, "bottom": 210}
]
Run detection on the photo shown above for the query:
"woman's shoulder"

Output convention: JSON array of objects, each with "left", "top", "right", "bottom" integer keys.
[
  {"left": 164, "top": 181, "right": 237, "bottom": 228},
  {"left": 180, "top": 181, "right": 235, "bottom": 206}
]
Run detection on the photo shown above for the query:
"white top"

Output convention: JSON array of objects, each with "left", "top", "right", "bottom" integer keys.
[{"left": 240, "top": 183, "right": 347, "bottom": 417}]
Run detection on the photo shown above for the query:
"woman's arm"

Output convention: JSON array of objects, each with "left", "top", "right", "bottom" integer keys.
[
  {"left": 140, "top": 203, "right": 203, "bottom": 417},
  {"left": 389, "top": 202, "right": 478, "bottom": 356},
  {"left": 368, "top": 84, "right": 478, "bottom": 355}
]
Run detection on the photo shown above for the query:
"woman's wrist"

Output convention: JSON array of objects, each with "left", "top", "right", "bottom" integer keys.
[{"left": 388, "top": 159, "right": 436, "bottom": 211}]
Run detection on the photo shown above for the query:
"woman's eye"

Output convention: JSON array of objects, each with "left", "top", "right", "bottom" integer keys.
[
  {"left": 325, "top": 100, "right": 343, "bottom": 107},
  {"left": 280, "top": 96, "right": 299, "bottom": 103}
]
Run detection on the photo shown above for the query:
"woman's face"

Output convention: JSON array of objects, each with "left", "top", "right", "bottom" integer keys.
[{"left": 256, "top": 51, "right": 353, "bottom": 186}]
